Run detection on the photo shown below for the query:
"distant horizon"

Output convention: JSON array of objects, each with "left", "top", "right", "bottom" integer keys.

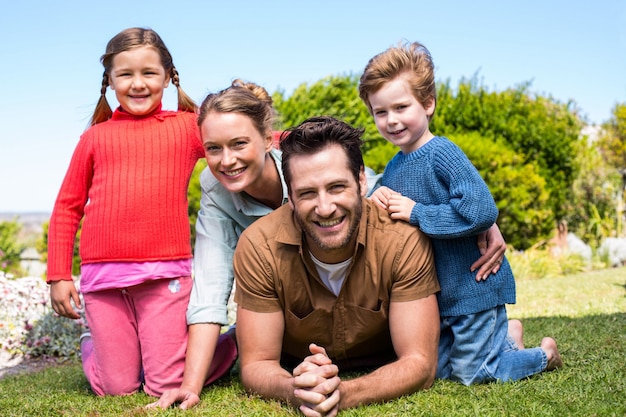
[
  {"left": 0, "top": 212, "right": 51, "bottom": 216},
  {"left": 0, "top": 211, "right": 51, "bottom": 214},
  {"left": 0, "top": 213, "right": 50, "bottom": 225}
]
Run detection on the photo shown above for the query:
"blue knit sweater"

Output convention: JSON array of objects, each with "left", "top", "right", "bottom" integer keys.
[{"left": 381, "top": 136, "right": 516, "bottom": 316}]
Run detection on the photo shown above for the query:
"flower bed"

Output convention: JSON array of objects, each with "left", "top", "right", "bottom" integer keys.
[{"left": 0, "top": 273, "right": 86, "bottom": 367}]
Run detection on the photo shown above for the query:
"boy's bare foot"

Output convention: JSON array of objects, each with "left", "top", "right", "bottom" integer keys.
[
  {"left": 541, "top": 337, "right": 563, "bottom": 371},
  {"left": 508, "top": 319, "right": 525, "bottom": 349}
]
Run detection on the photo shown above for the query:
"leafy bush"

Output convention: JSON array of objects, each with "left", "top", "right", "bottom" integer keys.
[
  {"left": 0, "top": 220, "right": 26, "bottom": 275},
  {"left": 272, "top": 73, "right": 586, "bottom": 248},
  {"left": 273, "top": 74, "right": 386, "bottom": 157},
  {"left": 451, "top": 132, "right": 552, "bottom": 249},
  {"left": 508, "top": 245, "right": 594, "bottom": 280},
  {"left": 188, "top": 159, "right": 208, "bottom": 249},
  {"left": 568, "top": 137, "right": 622, "bottom": 248},
  {"left": 432, "top": 77, "right": 583, "bottom": 221},
  {"left": 23, "top": 311, "right": 86, "bottom": 359}
]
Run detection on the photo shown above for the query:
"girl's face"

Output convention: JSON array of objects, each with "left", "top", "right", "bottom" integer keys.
[
  {"left": 368, "top": 77, "right": 435, "bottom": 154},
  {"left": 108, "top": 46, "right": 170, "bottom": 116},
  {"left": 200, "top": 111, "right": 274, "bottom": 195}
]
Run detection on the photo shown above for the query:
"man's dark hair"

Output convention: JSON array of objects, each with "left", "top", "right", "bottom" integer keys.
[{"left": 280, "top": 116, "right": 364, "bottom": 191}]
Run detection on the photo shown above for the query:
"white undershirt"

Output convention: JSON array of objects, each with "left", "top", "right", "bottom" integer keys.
[{"left": 310, "top": 253, "right": 352, "bottom": 296}]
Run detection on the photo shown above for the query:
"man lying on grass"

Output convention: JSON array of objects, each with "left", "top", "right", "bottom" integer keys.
[{"left": 233, "top": 117, "right": 441, "bottom": 416}]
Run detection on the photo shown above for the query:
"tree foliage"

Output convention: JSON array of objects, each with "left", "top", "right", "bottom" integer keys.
[
  {"left": 451, "top": 132, "right": 551, "bottom": 249},
  {"left": 0, "top": 219, "right": 26, "bottom": 275},
  {"left": 273, "top": 74, "right": 367, "bottom": 129},
  {"left": 432, "top": 77, "right": 583, "bottom": 221},
  {"left": 569, "top": 137, "right": 621, "bottom": 247},
  {"left": 588, "top": 102, "right": 626, "bottom": 244},
  {"left": 272, "top": 73, "right": 585, "bottom": 249},
  {"left": 273, "top": 74, "right": 396, "bottom": 173},
  {"left": 597, "top": 103, "right": 626, "bottom": 170}
]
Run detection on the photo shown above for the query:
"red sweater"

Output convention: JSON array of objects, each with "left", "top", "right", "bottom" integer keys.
[{"left": 47, "top": 106, "right": 204, "bottom": 282}]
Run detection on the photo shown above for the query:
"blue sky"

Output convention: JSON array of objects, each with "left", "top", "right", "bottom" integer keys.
[{"left": 0, "top": 0, "right": 624, "bottom": 213}]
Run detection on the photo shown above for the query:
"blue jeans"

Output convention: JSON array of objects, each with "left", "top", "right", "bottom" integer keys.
[{"left": 436, "top": 305, "right": 547, "bottom": 385}]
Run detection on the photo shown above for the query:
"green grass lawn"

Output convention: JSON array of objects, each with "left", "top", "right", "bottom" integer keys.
[{"left": 1, "top": 268, "right": 625, "bottom": 416}]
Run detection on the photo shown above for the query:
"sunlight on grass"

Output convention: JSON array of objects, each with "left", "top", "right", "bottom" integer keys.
[
  {"left": 508, "top": 267, "right": 626, "bottom": 319},
  {"left": 1, "top": 268, "right": 625, "bottom": 416}
]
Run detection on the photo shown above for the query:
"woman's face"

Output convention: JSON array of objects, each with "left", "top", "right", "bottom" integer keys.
[{"left": 200, "top": 111, "right": 273, "bottom": 194}]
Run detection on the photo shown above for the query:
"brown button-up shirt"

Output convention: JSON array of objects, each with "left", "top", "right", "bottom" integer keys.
[{"left": 234, "top": 198, "right": 439, "bottom": 370}]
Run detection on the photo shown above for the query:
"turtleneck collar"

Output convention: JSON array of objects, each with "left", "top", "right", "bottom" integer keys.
[{"left": 111, "top": 103, "right": 165, "bottom": 121}]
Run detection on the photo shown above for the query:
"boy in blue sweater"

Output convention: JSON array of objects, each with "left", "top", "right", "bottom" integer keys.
[{"left": 358, "top": 41, "right": 562, "bottom": 385}]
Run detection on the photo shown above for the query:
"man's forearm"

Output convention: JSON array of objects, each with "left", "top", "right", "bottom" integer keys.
[
  {"left": 240, "top": 361, "right": 300, "bottom": 406},
  {"left": 338, "top": 354, "right": 435, "bottom": 409}
]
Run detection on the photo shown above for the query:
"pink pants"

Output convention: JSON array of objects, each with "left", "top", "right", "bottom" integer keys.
[
  {"left": 81, "top": 277, "right": 237, "bottom": 396},
  {"left": 81, "top": 277, "right": 191, "bottom": 396}
]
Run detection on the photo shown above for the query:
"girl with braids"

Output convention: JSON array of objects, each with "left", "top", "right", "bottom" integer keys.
[{"left": 47, "top": 27, "right": 236, "bottom": 397}]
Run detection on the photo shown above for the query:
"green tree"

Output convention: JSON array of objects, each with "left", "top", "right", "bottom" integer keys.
[
  {"left": 594, "top": 102, "right": 626, "bottom": 240},
  {"left": 273, "top": 73, "right": 584, "bottom": 248},
  {"left": 432, "top": 77, "right": 583, "bottom": 221},
  {"left": 273, "top": 74, "right": 367, "bottom": 129},
  {"left": 597, "top": 103, "right": 626, "bottom": 169},
  {"left": 0, "top": 219, "right": 26, "bottom": 275},
  {"left": 451, "top": 132, "right": 552, "bottom": 249},
  {"left": 36, "top": 220, "right": 48, "bottom": 265},
  {"left": 569, "top": 135, "right": 621, "bottom": 247}
]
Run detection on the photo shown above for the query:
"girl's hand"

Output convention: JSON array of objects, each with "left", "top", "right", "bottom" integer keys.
[
  {"left": 386, "top": 194, "right": 416, "bottom": 223},
  {"left": 50, "top": 280, "right": 81, "bottom": 319}
]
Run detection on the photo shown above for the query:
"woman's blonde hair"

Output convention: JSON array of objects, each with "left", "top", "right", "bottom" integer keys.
[{"left": 198, "top": 79, "right": 276, "bottom": 138}]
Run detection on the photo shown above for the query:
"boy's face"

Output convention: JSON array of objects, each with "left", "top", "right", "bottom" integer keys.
[{"left": 368, "top": 77, "right": 435, "bottom": 154}]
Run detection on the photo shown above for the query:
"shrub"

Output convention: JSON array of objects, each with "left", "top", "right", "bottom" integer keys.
[
  {"left": 23, "top": 311, "right": 86, "bottom": 359},
  {"left": 451, "top": 132, "right": 552, "bottom": 249},
  {"left": 0, "top": 220, "right": 26, "bottom": 275},
  {"left": 508, "top": 244, "right": 595, "bottom": 280},
  {"left": 433, "top": 77, "right": 583, "bottom": 222}
]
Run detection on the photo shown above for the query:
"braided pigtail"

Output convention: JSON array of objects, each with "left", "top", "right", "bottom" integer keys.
[
  {"left": 171, "top": 67, "right": 197, "bottom": 113},
  {"left": 88, "top": 72, "right": 114, "bottom": 126}
]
